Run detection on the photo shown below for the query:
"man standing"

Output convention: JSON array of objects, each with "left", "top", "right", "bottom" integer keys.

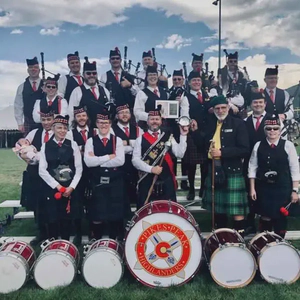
[
  {"left": 132, "top": 109, "right": 188, "bottom": 209},
  {"left": 191, "top": 95, "right": 250, "bottom": 235},
  {"left": 191, "top": 53, "right": 210, "bottom": 89},
  {"left": 21, "top": 108, "right": 54, "bottom": 245},
  {"left": 100, "top": 47, "right": 138, "bottom": 110},
  {"left": 264, "top": 65, "right": 293, "bottom": 122},
  {"left": 14, "top": 57, "right": 44, "bottom": 135},
  {"left": 84, "top": 112, "right": 126, "bottom": 240},
  {"left": 58, "top": 51, "right": 83, "bottom": 103},
  {"left": 68, "top": 58, "right": 110, "bottom": 126}
]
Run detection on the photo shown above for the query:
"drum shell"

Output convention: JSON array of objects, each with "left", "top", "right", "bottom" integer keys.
[{"left": 86, "top": 239, "right": 124, "bottom": 259}]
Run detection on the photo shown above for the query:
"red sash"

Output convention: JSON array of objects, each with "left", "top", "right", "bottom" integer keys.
[{"left": 143, "top": 132, "right": 177, "bottom": 189}]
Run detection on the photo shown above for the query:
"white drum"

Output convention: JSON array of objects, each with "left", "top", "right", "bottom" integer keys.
[
  {"left": 33, "top": 239, "right": 79, "bottom": 290},
  {"left": 249, "top": 232, "right": 300, "bottom": 284},
  {"left": 204, "top": 228, "right": 257, "bottom": 288},
  {"left": 125, "top": 200, "right": 203, "bottom": 288},
  {"left": 82, "top": 239, "right": 124, "bottom": 288}
]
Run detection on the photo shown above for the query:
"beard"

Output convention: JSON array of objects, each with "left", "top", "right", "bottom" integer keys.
[{"left": 214, "top": 112, "right": 228, "bottom": 121}]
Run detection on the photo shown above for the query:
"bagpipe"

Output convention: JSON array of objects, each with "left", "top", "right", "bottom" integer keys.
[{"left": 40, "top": 52, "right": 60, "bottom": 87}]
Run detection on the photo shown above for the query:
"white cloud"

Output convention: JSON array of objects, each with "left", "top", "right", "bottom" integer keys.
[
  {"left": 205, "top": 40, "right": 248, "bottom": 53},
  {"left": 156, "top": 34, "right": 192, "bottom": 50},
  {"left": 40, "top": 27, "right": 61, "bottom": 36},
  {"left": 128, "top": 37, "right": 138, "bottom": 43},
  {"left": 10, "top": 28, "right": 23, "bottom": 34}
]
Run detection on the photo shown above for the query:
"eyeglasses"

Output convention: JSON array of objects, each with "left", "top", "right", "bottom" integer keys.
[
  {"left": 228, "top": 60, "right": 237, "bottom": 63},
  {"left": 85, "top": 71, "right": 97, "bottom": 76},
  {"left": 265, "top": 127, "right": 280, "bottom": 131},
  {"left": 173, "top": 78, "right": 183, "bottom": 81},
  {"left": 97, "top": 122, "right": 110, "bottom": 126},
  {"left": 46, "top": 85, "right": 57, "bottom": 89},
  {"left": 110, "top": 57, "right": 121, "bottom": 61}
]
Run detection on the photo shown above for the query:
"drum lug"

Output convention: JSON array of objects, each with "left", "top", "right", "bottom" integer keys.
[
  {"left": 40, "top": 238, "right": 54, "bottom": 250},
  {"left": 83, "top": 239, "right": 96, "bottom": 255},
  {"left": 168, "top": 199, "right": 172, "bottom": 213}
]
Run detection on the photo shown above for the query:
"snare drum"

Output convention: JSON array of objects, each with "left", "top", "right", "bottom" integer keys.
[
  {"left": 204, "top": 228, "right": 257, "bottom": 288},
  {"left": 33, "top": 239, "right": 79, "bottom": 290},
  {"left": 0, "top": 240, "right": 36, "bottom": 294},
  {"left": 249, "top": 232, "right": 300, "bottom": 284},
  {"left": 125, "top": 200, "right": 203, "bottom": 288},
  {"left": 82, "top": 238, "right": 124, "bottom": 288}
]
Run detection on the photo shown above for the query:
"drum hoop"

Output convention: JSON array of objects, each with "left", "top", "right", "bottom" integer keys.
[
  {"left": 258, "top": 242, "right": 300, "bottom": 284},
  {"left": 0, "top": 251, "right": 30, "bottom": 273},
  {"left": 209, "top": 244, "right": 257, "bottom": 288},
  {"left": 248, "top": 231, "right": 283, "bottom": 247}
]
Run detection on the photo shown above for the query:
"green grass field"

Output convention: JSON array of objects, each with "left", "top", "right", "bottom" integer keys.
[{"left": 1, "top": 149, "right": 300, "bottom": 300}]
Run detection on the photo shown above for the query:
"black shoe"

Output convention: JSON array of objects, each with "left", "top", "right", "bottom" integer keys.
[
  {"left": 187, "top": 191, "right": 195, "bottom": 201},
  {"left": 199, "top": 188, "right": 204, "bottom": 198},
  {"left": 30, "top": 235, "right": 46, "bottom": 246},
  {"left": 245, "top": 226, "right": 257, "bottom": 235},
  {"left": 181, "top": 181, "right": 189, "bottom": 191},
  {"left": 73, "top": 235, "right": 82, "bottom": 246}
]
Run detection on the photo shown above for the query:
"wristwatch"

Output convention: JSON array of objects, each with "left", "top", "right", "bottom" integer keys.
[{"left": 292, "top": 188, "right": 298, "bottom": 193}]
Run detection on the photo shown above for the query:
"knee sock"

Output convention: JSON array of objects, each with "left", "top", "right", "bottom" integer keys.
[
  {"left": 92, "top": 223, "right": 104, "bottom": 240},
  {"left": 108, "top": 220, "right": 124, "bottom": 240},
  {"left": 259, "top": 218, "right": 273, "bottom": 232},
  {"left": 181, "top": 162, "right": 188, "bottom": 177},
  {"left": 273, "top": 217, "right": 287, "bottom": 238},
  {"left": 215, "top": 214, "right": 228, "bottom": 229},
  {"left": 200, "top": 163, "right": 208, "bottom": 196},
  {"left": 47, "top": 223, "right": 58, "bottom": 240},
  {"left": 60, "top": 220, "right": 71, "bottom": 241},
  {"left": 74, "top": 219, "right": 82, "bottom": 237},
  {"left": 233, "top": 219, "right": 245, "bottom": 237},
  {"left": 187, "top": 164, "right": 197, "bottom": 191}
]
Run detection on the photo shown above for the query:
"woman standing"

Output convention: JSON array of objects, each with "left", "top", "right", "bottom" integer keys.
[
  {"left": 39, "top": 115, "right": 83, "bottom": 240},
  {"left": 248, "top": 115, "right": 300, "bottom": 238}
]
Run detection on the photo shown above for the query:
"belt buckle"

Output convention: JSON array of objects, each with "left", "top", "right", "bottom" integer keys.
[{"left": 100, "top": 177, "right": 110, "bottom": 184}]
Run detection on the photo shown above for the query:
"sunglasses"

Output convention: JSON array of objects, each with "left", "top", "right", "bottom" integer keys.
[
  {"left": 46, "top": 85, "right": 57, "bottom": 89},
  {"left": 110, "top": 57, "right": 121, "bottom": 61},
  {"left": 173, "top": 78, "right": 183, "bottom": 81},
  {"left": 228, "top": 60, "right": 237, "bottom": 63},
  {"left": 85, "top": 71, "right": 97, "bottom": 76},
  {"left": 265, "top": 127, "right": 280, "bottom": 131}
]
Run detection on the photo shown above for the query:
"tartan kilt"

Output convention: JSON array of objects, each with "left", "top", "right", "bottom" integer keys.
[
  {"left": 202, "top": 164, "right": 248, "bottom": 216},
  {"left": 182, "top": 133, "right": 205, "bottom": 164}
]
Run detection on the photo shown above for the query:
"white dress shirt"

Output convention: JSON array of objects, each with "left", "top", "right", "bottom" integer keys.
[
  {"left": 57, "top": 72, "right": 83, "bottom": 98},
  {"left": 32, "top": 96, "right": 68, "bottom": 123},
  {"left": 39, "top": 138, "right": 83, "bottom": 189},
  {"left": 248, "top": 139, "right": 300, "bottom": 181},
  {"left": 132, "top": 130, "right": 187, "bottom": 173},
  {"left": 265, "top": 87, "right": 293, "bottom": 120},
  {"left": 14, "top": 78, "right": 42, "bottom": 126},
  {"left": 68, "top": 83, "right": 110, "bottom": 124},
  {"left": 84, "top": 134, "right": 125, "bottom": 168}
]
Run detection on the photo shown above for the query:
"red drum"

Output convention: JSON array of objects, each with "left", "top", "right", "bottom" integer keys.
[
  {"left": 82, "top": 238, "right": 124, "bottom": 288},
  {"left": 0, "top": 240, "right": 36, "bottom": 294},
  {"left": 204, "top": 228, "right": 257, "bottom": 288},
  {"left": 125, "top": 200, "right": 203, "bottom": 287},
  {"left": 249, "top": 232, "right": 300, "bottom": 284},
  {"left": 33, "top": 239, "right": 80, "bottom": 290}
]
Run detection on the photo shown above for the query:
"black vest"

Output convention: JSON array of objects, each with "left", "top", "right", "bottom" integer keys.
[
  {"left": 79, "top": 85, "right": 108, "bottom": 127},
  {"left": 40, "top": 95, "right": 61, "bottom": 114},
  {"left": 72, "top": 128, "right": 94, "bottom": 147},
  {"left": 65, "top": 75, "right": 82, "bottom": 103},
  {"left": 45, "top": 138, "right": 75, "bottom": 184},
  {"left": 141, "top": 131, "right": 171, "bottom": 179},
  {"left": 264, "top": 88, "right": 285, "bottom": 115},
  {"left": 22, "top": 78, "right": 44, "bottom": 119},
  {"left": 105, "top": 71, "right": 134, "bottom": 108},
  {"left": 142, "top": 87, "right": 168, "bottom": 112},
  {"left": 257, "top": 139, "right": 290, "bottom": 183}
]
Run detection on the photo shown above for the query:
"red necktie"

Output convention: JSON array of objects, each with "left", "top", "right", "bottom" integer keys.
[
  {"left": 270, "top": 90, "right": 275, "bottom": 103},
  {"left": 271, "top": 143, "right": 276, "bottom": 148},
  {"left": 58, "top": 141, "right": 63, "bottom": 147},
  {"left": 124, "top": 127, "right": 130, "bottom": 137},
  {"left": 197, "top": 92, "right": 203, "bottom": 104},
  {"left": 32, "top": 81, "right": 37, "bottom": 91},
  {"left": 255, "top": 115, "right": 262, "bottom": 131},
  {"left": 102, "top": 138, "right": 108, "bottom": 147},
  {"left": 44, "top": 131, "right": 49, "bottom": 143},
  {"left": 75, "top": 75, "right": 83, "bottom": 86},
  {"left": 152, "top": 132, "right": 159, "bottom": 140},
  {"left": 91, "top": 87, "right": 98, "bottom": 99},
  {"left": 48, "top": 99, "right": 53, "bottom": 106},
  {"left": 114, "top": 72, "right": 119, "bottom": 82},
  {"left": 154, "top": 89, "right": 158, "bottom": 96},
  {"left": 80, "top": 129, "right": 87, "bottom": 143}
]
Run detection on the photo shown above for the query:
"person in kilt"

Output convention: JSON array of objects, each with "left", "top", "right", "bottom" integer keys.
[
  {"left": 182, "top": 71, "right": 211, "bottom": 200},
  {"left": 191, "top": 95, "right": 250, "bottom": 235},
  {"left": 248, "top": 115, "right": 300, "bottom": 238},
  {"left": 39, "top": 115, "right": 83, "bottom": 240},
  {"left": 84, "top": 111, "right": 126, "bottom": 240},
  {"left": 21, "top": 108, "right": 54, "bottom": 245}
]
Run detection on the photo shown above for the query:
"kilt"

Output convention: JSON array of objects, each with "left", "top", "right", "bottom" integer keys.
[
  {"left": 202, "top": 164, "right": 248, "bottom": 216},
  {"left": 182, "top": 133, "right": 205, "bottom": 165}
]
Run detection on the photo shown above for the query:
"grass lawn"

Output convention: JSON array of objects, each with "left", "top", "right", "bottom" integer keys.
[{"left": 0, "top": 149, "right": 300, "bottom": 300}]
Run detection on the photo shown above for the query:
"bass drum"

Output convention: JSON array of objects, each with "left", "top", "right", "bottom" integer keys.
[
  {"left": 125, "top": 200, "right": 203, "bottom": 288},
  {"left": 204, "top": 228, "right": 257, "bottom": 288},
  {"left": 248, "top": 232, "right": 300, "bottom": 284}
]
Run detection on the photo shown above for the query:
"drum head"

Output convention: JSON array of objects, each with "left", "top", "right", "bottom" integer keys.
[
  {"left": 0, "top": 254, "right": 27, "bottom": 294},
  {"left": 125, "top": 212, "right": 202, "bottom": 287},
  {"left": 259, "top": 243, "right": 300, "bottom": 284},
  {"left": 82, "top": 250, "right": 123, "bottom": 288},
  {"left": 34, "top": 252, "right": 76, "bottom": 290},
  {"left": 210, "top": 246, "right": 256, "bottom": 288}
]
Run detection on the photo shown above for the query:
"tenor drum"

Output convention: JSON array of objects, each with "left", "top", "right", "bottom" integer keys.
[
  {"left": 82, "top": 238, "right": 124, "bottom": 288},
  {"left": 204, "top": 228, "right": 257, "bottom": 288},
  {"left": 249, "top": 232, "right": 300, "bottom": 284},
  {"left": 33, "top": 239, "right": 79, "bottom": 290},
  {"left": 0, "top": 240, "right": 36, "bottom": 294},
  {"left": 125, "top": 200, "right": 203, "bottom": 287}
]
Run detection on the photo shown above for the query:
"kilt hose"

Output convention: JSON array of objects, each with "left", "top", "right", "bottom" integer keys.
[
  {"left": 202, "top": 164, "right": 249, "bottom": 216},
  {"left": 182, "top": 133, "right": 205, "bottom": 165}
]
